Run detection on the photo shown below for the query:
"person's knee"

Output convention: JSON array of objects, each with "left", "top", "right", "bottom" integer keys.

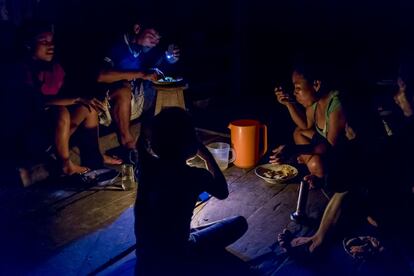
[
  {"left": 228, "top": 215, "right": 248, "bottom": 236},
  {"left": 307, "top": 155, "right": 324, "bottom": 177},
  {"left": 54, "top": 106, "right": 71, "bottom": 127},
  {"left": 293, "top": 127, "right": 303, "bottom": 144},
  {"left": 236, "top": 216, "right": 248, "bottom": 234},
  {"left": 83, "top": 106, "right": 98, "bottom": 119}
]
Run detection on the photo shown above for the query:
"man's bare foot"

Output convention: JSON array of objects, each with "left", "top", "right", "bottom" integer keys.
[
  {"left": 291, "top": 236, "right": 322, "bottom": 253},
  {"left": 277, "top": 229, "right": 323, "bottom": 255},
  {"left": 103, "top": 154, "right": 123, "bottom": 165},
  {"left": 62, "top": 160, "right": 90, "bottom": 176}
]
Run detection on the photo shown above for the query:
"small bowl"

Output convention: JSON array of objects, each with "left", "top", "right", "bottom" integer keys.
[{"left": 255, "top": 164, "right": 298, "bottom": 184}]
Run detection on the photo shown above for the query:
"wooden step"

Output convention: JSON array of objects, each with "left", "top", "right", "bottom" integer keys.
[{"left": 19, "top": 121, "right": 141, "bottom": 187}]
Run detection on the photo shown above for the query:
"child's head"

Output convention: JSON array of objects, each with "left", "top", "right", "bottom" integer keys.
[
  {"left": 151, "top": 107, "right": 198, "bottom": 162},
  {"left": 395, "top": 58, "right": 414, "bottom": 117},
  {"left": 22, "top": 22, "right": 54, "bottom": 62}
]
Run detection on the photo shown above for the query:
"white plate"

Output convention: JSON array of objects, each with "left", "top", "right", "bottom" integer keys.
[
  {"left": 153, "top": 77, "right": 183, "bottom": 85},
  {"left": 255, "top": 164, "right": 298, "bottom": 184}
]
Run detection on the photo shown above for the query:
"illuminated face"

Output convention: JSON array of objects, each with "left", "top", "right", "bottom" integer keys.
[
  {"left": 137, "top": 28, "right": 161, "bottom": 48},
  {"left": 33, "top": 31, "right": 54, "bottom": 62},
  {"left": 394, "top": 77, "right": 413, "bottom": 117},
  {"left": 292, "top": 71, "right": 317, "bottom": 107}
]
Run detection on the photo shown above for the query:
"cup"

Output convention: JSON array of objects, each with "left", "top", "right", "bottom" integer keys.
[
  {"left": 121, "top": 164, "right": 136, "bottom": 191},
  {"left": 206, "top": 142, "right": 236, "bottom": 171}
]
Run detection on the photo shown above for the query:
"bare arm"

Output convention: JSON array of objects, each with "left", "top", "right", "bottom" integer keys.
[
  {"left": 326, "top": 108, "right": 347, "bottom": 146},
  {"left": 314, "top": 191, "right": 348, "bottom": 241},
  {"left": 45, "top": 97, "right": 105, "bottom": 112},
  {"left": 275, "top": 88, "right": 308, "bottom": 129},
  {"left": 44, "top": 97, "right": 79, "bottom": 106},
  {"left": 97, "top": 70, "right": 156, "bottom": 83},
  {"left": 196, "top": 143, "right": 229, "bottom": 200},
  {"left": 286, "top": 103, "right": 308, "bottom": 129}
]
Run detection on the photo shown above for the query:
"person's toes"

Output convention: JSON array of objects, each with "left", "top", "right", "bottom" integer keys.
[
  {"left": 66, "top": 167, "right": 89, "bottom": 176},
  {"left": 103, "top": 154, "right": 123, "bottom": 165},
  {"left": 278, "top": 229, "right": 294, "bottom": 249}
]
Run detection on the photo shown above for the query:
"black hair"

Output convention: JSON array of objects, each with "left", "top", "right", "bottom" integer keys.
[
  {"left": 293, "top": 61, "right": 331, "bottom": 83},
  {"left": 151, "top": 107, "right": 198, "bottom": 161},
  {"left": 291, "top": 54, "right": 337, "bottom": 90},
  {"left": 122, "top": 10, "right": 162, "bottom": 35},
  {"left": 19, "top": 21, "right": 53, "bottom": 52}
]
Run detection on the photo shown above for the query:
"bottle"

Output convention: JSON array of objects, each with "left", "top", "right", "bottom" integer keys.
[
  {"left": 121, "top": 164, "right": 136, "bottom": 191},
  {"left": 378, "top": 107, "right": 393, "bottom": 136},
  {"left": 382, "top": 119, "right": 393, "bottom": 136}
]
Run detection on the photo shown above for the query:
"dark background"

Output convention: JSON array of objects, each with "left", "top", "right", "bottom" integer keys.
[{"left": 1, "top": 0, "right": 413, "bottom": 141}]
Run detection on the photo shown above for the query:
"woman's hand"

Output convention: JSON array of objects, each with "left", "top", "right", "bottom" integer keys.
[
  {"left": 75, "top": 98, "right": 106, "bottom": 112},
  {"left": 275, "top": 86, "right": 294, "bottom": 106},
  {"left": 269, "top": 145, "right": 293, "bottom": 164}
]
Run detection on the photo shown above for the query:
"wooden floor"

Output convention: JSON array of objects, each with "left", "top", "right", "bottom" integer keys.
[
  {"left": 1, "top": 128, "right": 412, "bottom": 275},
  {"left": 189, "top": 132, "right": 329, "bottom": 275}
]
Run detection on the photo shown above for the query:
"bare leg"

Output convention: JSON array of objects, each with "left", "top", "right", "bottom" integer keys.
[
  {"left": 70, "top": 105, "right": 123, "bottom": 165},
  {"left": 110, "top": 85, "right": 135, "bottom": 149},
  {"left": 293, "top": 128, "right": 324, "bottom": 177},
  {"left": 52, "top": 106, "right": 89, "bottom": 175},
  {"left": 290, "top": 191, "right": 348, "bottom": 252},
  {"left": 293, "top": 127, "right": 312, "bottom": 163},
  {"left": 306, "top": 155, "right": 324, "bottom": 178},
  {"left": 69, "top": 105, "right": 98, "bottom": 134}
]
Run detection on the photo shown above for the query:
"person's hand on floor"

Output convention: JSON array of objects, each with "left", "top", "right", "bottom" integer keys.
[
  {"left": 270, "top": 145, "right": 297, "bottom": 164},
  {"left": 291, "top": 235, "right": 323, "bottom": 253},
  {"left": 278, "top": 229, "right": 323, "bottom": 255}
]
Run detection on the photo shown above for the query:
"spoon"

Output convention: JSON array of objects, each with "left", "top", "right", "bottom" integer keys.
[{"left": 150, "top": 68, "right": 166, "bottom": 80}]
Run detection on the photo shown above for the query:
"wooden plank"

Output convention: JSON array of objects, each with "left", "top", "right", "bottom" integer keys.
[
  {"left": 18, "top": 121, "right": 141, "bottom": 188},
  {"left": 191, "top": 163, "right": 329, "bottom": 271},
  {"left": 3, "top": 177, "right": 136, "bottom": 251},
  {"left": 45, "top": 188, "right": 136, "bottom": 248},
  {"left": 191, "top": 168, "right": 287, "bottom": 227},
  {"left": 99, "top": 121, "right": 141, "bottom": 153},
  {"left": 228, "top": 186, "right": 328, "bottom": 261}
]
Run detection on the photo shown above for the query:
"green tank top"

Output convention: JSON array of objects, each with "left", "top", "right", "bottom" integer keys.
[{"left": 311, "top": 90, "right": 341, "bottom": 138}]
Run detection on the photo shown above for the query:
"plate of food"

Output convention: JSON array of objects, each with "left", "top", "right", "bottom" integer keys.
[
  {"left": 255, "top": 164, "right": 298, "bottom": 184},
  {"left": 153, "top": 76, "right": 183, "bottom": 85}
]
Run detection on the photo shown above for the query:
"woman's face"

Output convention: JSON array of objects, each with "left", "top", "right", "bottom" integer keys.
[
  {"left": 33, "top": 31, "right": 54, "bottom": 62},
  {"left": 394, "top": 77, "right": 413, "bottom": 117},
  {"left": 292, "top": 71, "right": 317, "bottom": 107}
]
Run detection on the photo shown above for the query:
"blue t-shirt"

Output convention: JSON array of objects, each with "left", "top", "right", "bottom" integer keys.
[{"left": 103, "top": 34, "right": 170, "bottom": 72}]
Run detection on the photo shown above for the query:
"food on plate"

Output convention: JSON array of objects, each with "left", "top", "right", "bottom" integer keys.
[
  {"left": 157, "top": 76, "right": 182, "bottom": 83},
  {"left": 343, "top": 236, "right": 384, "bottom": 259},
  {"left": 260, "top": 165, "right": 296, "bottom": 180}
]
